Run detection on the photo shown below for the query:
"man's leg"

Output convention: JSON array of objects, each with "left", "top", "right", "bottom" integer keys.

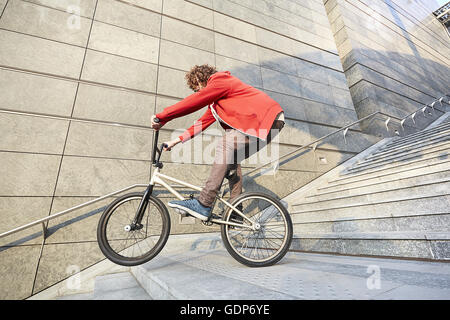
[
  {"left": 168, "top": 119, "right": 284, "bottom": 220},
  {"left": 228, "top": 119, "right": 284, "bottom": 202},
  {"left": 226, "top": 163, "right": 242, "bottom": 202},
  {"left": 199, "top": 119, "right": 284, "bottom": 207},
  {"left": 198, "top": 130, "right": 247, "bottom": 207}
]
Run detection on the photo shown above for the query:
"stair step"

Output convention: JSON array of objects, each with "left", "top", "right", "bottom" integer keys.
[
  {"left": 290, "top": 234, "right": 449, "bottom": 260},
  {"left": 383, "top": 124, "right": 450, "bottom": 150},
  {"left": 286, "top": 113, "right": 450, "bottom": 261},
  {"left": 329, "top": 157, "right": 450, "bottom": 189},
  {"left": 293, "top": 231, "right": 450, "bottom": 240},
  {"left": 425, "top": 112, "right": 450, "bottom": 129},
  {"left": 366, "top": 132, "right": 450, "bottom": 161},
  {"left": 322, "top": 161, "right": 450, "bottom": 194},
  {"left": 292, "top": 180, "right": 450, "bottom": 211},
  {"left": 353, "top": 139, "right": 450, "bottom": 170},
  {"left": 132, "top": 233, "right": 296, "bottom": 300},
  {"left": 93, "top": 272, "right": 151, "bottom": 300},
  {"left": 56, "top": 292, "right": 95, "bottom": 300},
  {"left": 292, "top": 193, "right": 450, "bottom": 215},
  {"left": 363, "top": 135, "right": 450, "bottom": 162},
  {"left": 291, "top": 194, "right": 450, "bottom": 224},
  {"left": 339, "top": 147, "right": 450, "bottom": 177},
  {"left": 375, "top": 128, "right": 450, "bottom": 154},
  {"left": 293, "top": 213, "right": 450, "bottom": 234},
  {"left": 384, "top": 121, "right": 450, "bottom": 148},
  {"left": 304, "top": 170, "right": 450, "bottom": 202}
]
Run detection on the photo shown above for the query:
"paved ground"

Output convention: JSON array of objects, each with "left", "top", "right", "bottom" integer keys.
[
  {"left": 132, "top": 233, "right": 450, "bottom": 300},
  {"left": 48, "top": 233, "right": 450, "bottom": 301}
]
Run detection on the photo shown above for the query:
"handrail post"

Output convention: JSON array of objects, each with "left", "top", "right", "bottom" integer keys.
[{"left": 41, "top": 222, "right": 47, "bottom": 240}]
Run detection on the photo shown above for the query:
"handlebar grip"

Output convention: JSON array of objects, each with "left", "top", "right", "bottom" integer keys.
[{"left": 162, "top": 143, "right": 168, "bottom": 149}]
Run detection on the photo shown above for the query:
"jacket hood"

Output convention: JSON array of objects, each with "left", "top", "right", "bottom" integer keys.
[{"left": 208, "top": 71, "right": 231, "bottom": 81}]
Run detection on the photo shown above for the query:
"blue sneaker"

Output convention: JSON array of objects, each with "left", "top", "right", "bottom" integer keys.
[{"left": 168, "top": 199, "right": 212, "bottom": 221}]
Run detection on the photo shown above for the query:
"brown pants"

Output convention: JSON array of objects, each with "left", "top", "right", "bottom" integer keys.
[{"left": 198, "top": 119, "right": 284, "bottom": 207}]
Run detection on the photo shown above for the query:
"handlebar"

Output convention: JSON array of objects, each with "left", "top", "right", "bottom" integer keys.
[{"left": 151, "top": 117, "right": 168, "bottom": 166}]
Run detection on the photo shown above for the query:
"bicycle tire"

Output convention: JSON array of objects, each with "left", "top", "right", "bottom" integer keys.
[
  {"left": 220, "top": 192, "right": 293, "bottom": 267},
  {"left": 97, "top": 192, "right": 170, "bottom": 266}
]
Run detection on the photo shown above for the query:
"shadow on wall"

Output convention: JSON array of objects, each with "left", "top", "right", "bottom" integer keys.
[{"left": 340, "top": 47, "right": 449, "bottom": 140}]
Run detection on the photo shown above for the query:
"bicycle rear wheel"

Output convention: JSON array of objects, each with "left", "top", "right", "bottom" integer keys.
[
  {"left": 97, "top": 192, "right": 170, "bottom": 266},
  {"left": 221, "top": 192, "right": 293, "bottom": 267}
]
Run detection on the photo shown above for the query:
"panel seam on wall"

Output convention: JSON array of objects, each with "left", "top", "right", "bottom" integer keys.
[
  {"left": 345, "top": 62, "right": 441, "bottom": 101},
  {"left": 330, "top": 2, "right": 450, "bottom": 70},
  {"left": 29, "top": 0, "right": 100, "bottom": 297},
  {"left": 365, "top": 0, "right": 450, "bottom": 49},
  {"left": 218, "top": 0, "right": 334, "bottom": 35},
  {"left": 348, "top": 77, "right": 442, "bottom": 109},
  {"left": 15, "top": 0, "right": 340, "bottom": 59},
  {"left": 340, "top": 43, "right": 447, "bottom": 96},
  {"left": 0, "top": 22, "right": 347, "bottom": 85},
  {"left": 182, "top": 0, "right": 339, "bottom": 56},
  {"left": 150, "top": 0, "right": 165, "bottom": 180},
  {"left": 351, "top": 0, "right": 450, "bottom": 54},
  {"left": 0, "top": 0, "right": 9, "bottom": 19},
  {"left": 343, "top": 0, "right": 450, "bottom": 66},
  {"left": 0, "top": 63, "right": 354, "bottom": 112},
  {"left": 0, "top": 132, "right": 361, "bottom": 162}
]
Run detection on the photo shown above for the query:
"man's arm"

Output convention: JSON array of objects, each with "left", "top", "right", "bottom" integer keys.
[
  {"left": 160, "top": 107, "right": 216, "bottom": 150},
  {"left": 178, "top": 107, "right": 216, "bottom": 143},
  {"left": 155, "top": 75, "right": 230, "bottom": 125}
]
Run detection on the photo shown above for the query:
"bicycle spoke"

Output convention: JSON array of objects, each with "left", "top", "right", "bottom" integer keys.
[
  {"left": 104, "top": 197, "right": 165, "bottom": 259},
  {"left": 225, "top": 195, "right": 290, "bottom": 264}
]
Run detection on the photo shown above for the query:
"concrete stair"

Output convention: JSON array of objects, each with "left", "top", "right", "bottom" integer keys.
[
  {"left": 284, "top": 113, "right": 450, "bottom": 261},
  {"left": 55, "top": 272, "right": 151, "bottom": 300},
  {"left": 43, "top": 233, "right": 450, "bottom": 300}
]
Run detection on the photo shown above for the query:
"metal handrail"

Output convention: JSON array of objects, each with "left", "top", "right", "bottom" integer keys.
[
  {"left": 0, "top": 184, "right": 147, "bottom": 240},
  {"left": 244, "top": 94, "right": 449, "bottom": 177},
  {"left": 242, "top": 111, "right": 381, "bottom": 178},
  {"left": 1, "top": 93, "right": 448, "bottom": 241},
  {"left": 394, "top": 95, "right": 448, "bottom": 129},
  {"left": 0, "top": 108, "right": 155, "bottom": 132}
]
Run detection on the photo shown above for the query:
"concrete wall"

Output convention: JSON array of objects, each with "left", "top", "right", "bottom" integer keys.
[
  {"left": 324, "top": 0, "right": 450, "bottom": 137},
  {"left": 0, "top": 0, "right": 382, "bottom": 299}
]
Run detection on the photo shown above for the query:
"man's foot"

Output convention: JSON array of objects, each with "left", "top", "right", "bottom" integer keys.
[{"left": 168, "top": 198, "right": 212, "bottom": 221}]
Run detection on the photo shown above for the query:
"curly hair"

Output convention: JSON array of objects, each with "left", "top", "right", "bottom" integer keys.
[{"left": 185, "top": 64, "right": 217, "bottom": 91}]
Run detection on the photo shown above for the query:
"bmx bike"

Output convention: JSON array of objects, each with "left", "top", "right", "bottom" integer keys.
[{"left": 97, "top": 121, "right": 293, "bottom": 267}]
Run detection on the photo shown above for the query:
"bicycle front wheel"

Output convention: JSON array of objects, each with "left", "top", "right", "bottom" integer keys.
[
  {"left": 221, "top": 192, "right": 293, "bottom": 267},
  {"left": 97, "top": 192, "right": 170, "bottom": 266}
]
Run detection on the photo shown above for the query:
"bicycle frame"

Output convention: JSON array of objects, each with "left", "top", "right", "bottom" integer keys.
[
  {"left": 132, "top": 130, "right": 257, "bottom": 231},
  {"left": 150, "top": 168, "right": 256, "bottom": 229}
]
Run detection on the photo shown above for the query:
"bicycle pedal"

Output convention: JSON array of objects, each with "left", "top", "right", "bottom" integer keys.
[{"left": 175, "top": 208, "right": 190, "bottom": 216}]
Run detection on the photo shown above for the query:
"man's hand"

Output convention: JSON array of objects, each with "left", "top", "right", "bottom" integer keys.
[
  {"left": 163, "top": 137, "right": 181, "bottom": 151},
  {"left": 151, "top": 115, "right": 162, "bottom": 130}
]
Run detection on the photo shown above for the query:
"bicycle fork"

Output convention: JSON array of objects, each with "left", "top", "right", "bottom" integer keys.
[
  {"left": 125, "top": 184, "right": 154, "bottom": 232},
  {"left": 126, "top": 132, "right": 166, "bottom": 232}
]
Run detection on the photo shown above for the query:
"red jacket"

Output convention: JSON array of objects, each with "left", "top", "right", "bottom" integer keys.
[{"left": 156, "top": 71, "right": 283, "bottom": 142}]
